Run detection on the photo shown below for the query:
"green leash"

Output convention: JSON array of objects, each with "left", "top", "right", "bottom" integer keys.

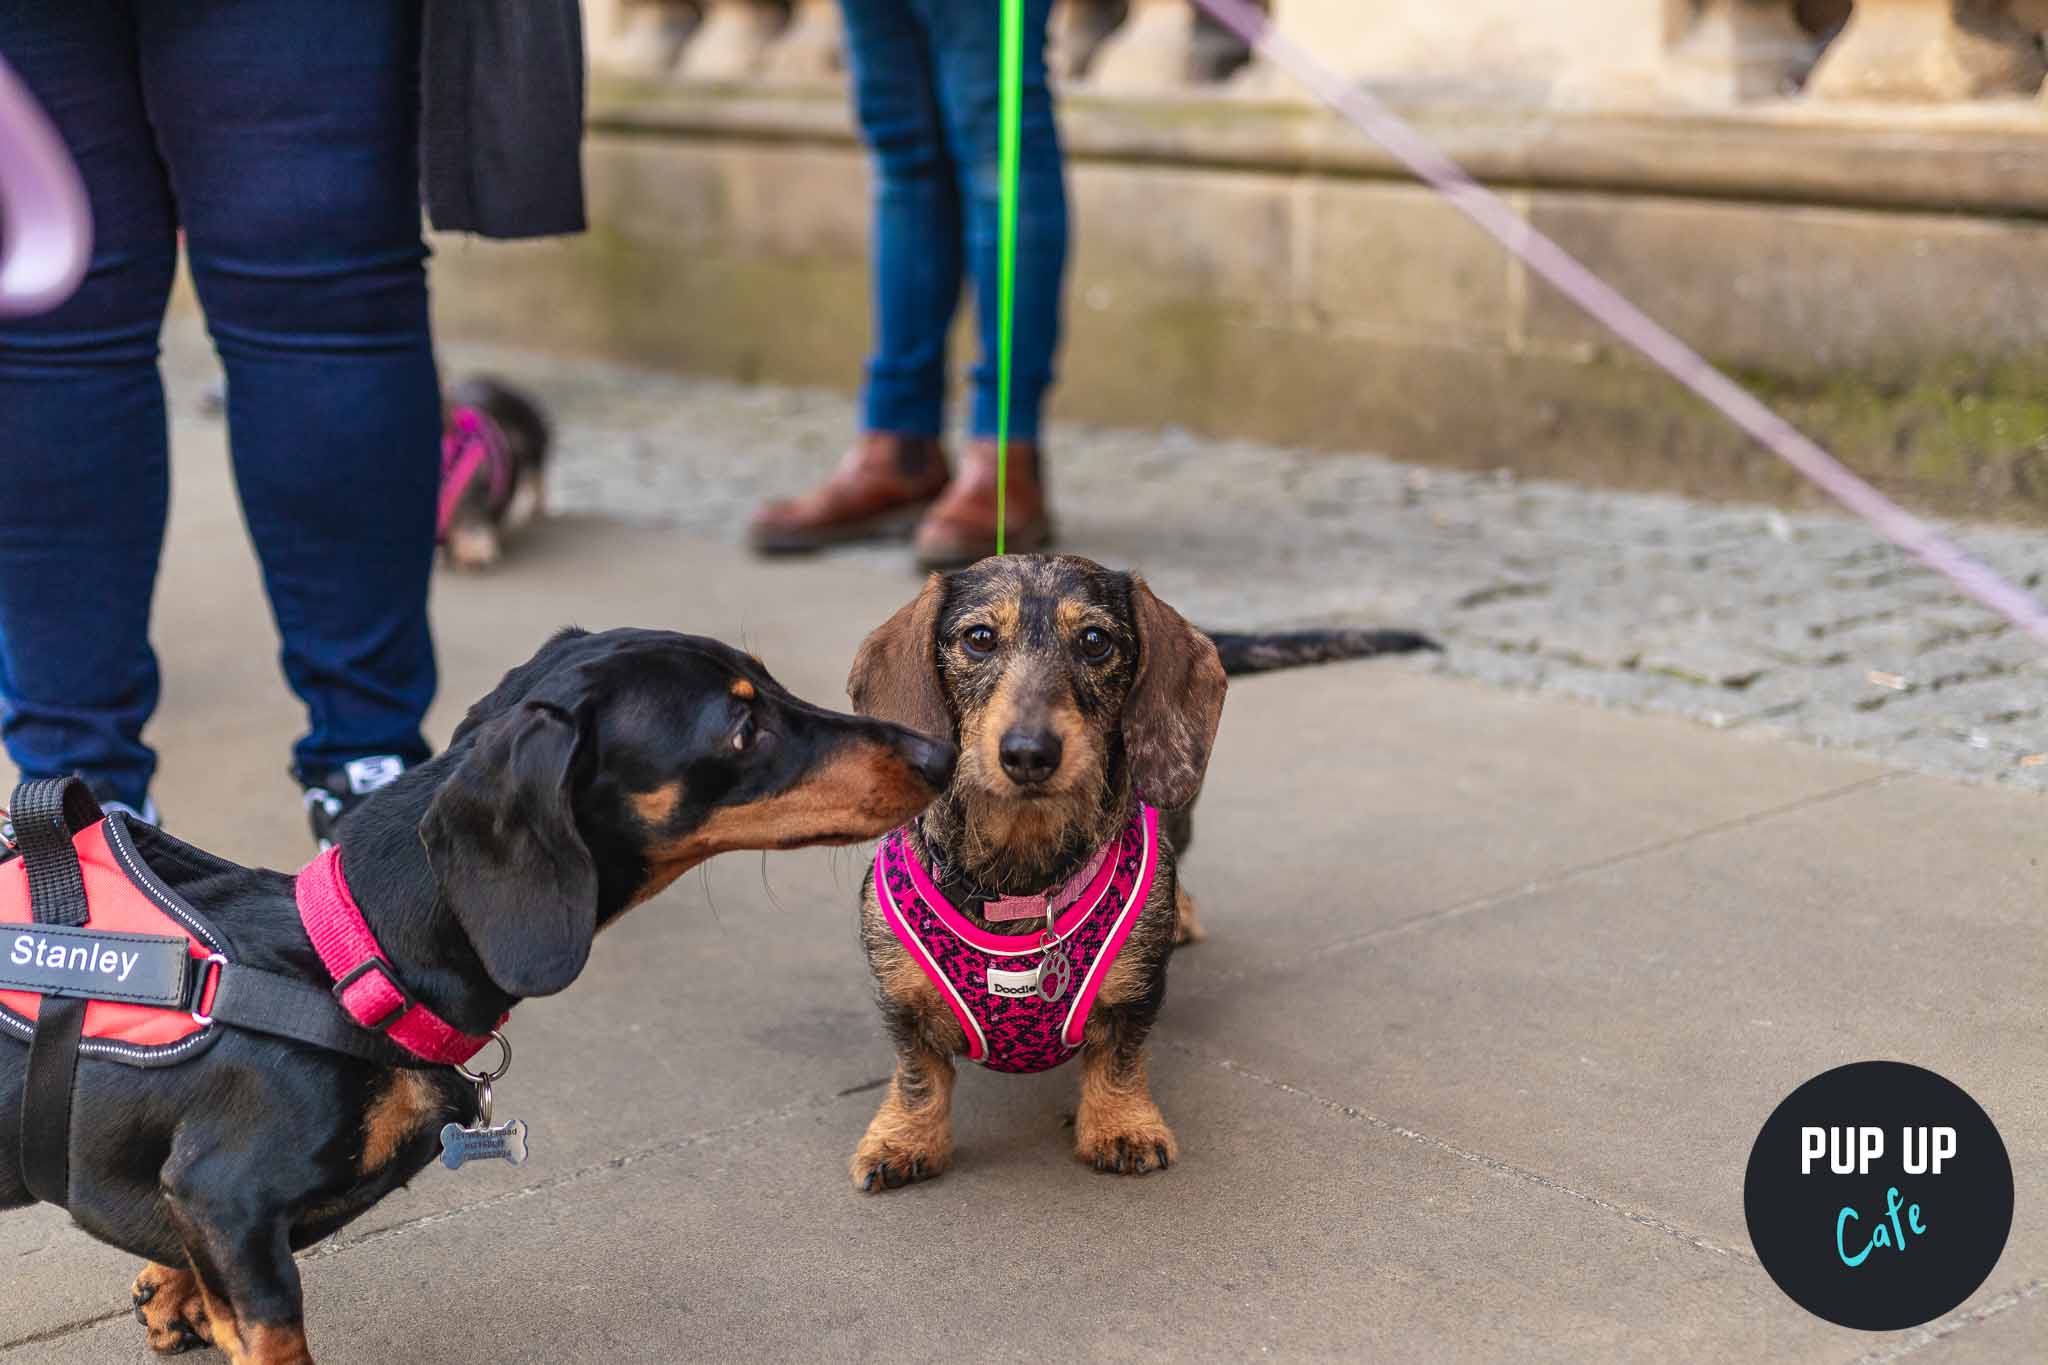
[{"left": 994, "top": 0, "right": 1022, "bottom": 555}]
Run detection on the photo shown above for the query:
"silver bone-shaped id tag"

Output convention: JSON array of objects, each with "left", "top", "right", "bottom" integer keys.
[
  {"left": 440, "top": 1032, "right": 529, "bottom": 1170},
  {"left": 440, "top": 1118, "right": 528, "bottom": 1170}
]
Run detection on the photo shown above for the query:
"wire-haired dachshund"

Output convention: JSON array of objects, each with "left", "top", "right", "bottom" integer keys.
[
  {"left": 0, "top": 627, "right": 954, "bottom": 1364},
  {"left": 843, "top": 554, "right": 1434, "bottom": 1188}
]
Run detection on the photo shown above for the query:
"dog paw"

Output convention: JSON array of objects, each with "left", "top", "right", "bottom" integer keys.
[
  {"left": 445, "top": 523, "right": 501, "bottom": 570},
  {"left": 1076, "top": 1115, "right": 1179, "bottom": 1176},
  {"left": 849, "top": 1137, "right": 950, "bottom": 1193},
  {"left": 132, "top": 1263, "right": 211, "bottom": 1354}
]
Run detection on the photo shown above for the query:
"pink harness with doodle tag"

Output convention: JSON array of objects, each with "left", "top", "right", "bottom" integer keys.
[{"left": 875, "top": 805, "right": 1158, "bottom": 1074}]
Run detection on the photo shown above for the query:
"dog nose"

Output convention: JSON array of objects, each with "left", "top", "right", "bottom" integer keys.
[
  {"left": 998, "top": 728, "right": 1063, "bottom": 786},
  {"left": 903, "top": 734, "right": 957, "bottom": 791}
]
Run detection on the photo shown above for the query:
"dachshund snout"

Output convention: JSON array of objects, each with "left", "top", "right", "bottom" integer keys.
[
  {"left": 901, "top": 732, "right": 959, "bottom": 791},
  {"left": 998, "top": 727, "right": 1063, "bottom": 787}
]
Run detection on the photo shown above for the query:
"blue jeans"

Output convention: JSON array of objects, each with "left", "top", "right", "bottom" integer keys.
[
  {"left": 840, "top": 0, "right": 1068, "bottom": 442},
  {"left": 0, "top": 0, "right": 440, "bottom": 807}
]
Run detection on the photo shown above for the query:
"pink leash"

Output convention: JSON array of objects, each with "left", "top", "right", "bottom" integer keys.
[
  {"left": 1188, "top": 0, "right": 2048, "bottom": 650},
  {"left": 437, "top": 406, "right": 512, "bottom": 542},
  {"left": 0, "top": 54, "right": 92, "bottom": 318}
]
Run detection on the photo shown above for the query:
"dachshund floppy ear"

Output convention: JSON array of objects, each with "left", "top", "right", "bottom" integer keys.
[
  {"left": 420, "top": 700, "right": 598, "bottom": 998},
  {"left": 451, "top": 627, "right": 594, "bottom": 745},
  {"left": 1123, "top": 576, "right": 1227, "bottom": 810},
  {"left": 848, "top": 574, "right": 950, "bottom": 737}
]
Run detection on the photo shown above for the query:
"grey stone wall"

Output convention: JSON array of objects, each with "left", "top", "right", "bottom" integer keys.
[{"left": 430, "top": 83, "right": 2048, "bottom": 522}]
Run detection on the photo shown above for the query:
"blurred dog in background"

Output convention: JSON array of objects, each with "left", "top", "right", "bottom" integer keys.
[
  {"left": 439, "top": 377, "right": 551, "bottom": 571},
  {"left": 204, "top": 373, "right": 553, "bottom": 572}
]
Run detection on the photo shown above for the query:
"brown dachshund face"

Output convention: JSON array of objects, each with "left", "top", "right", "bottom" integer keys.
[
  {"left": 849, "top": 556, "right": 1227, "bottom": 845},
  {"left": 936, "top": 556, "right": 1136, "bottom": 810}
]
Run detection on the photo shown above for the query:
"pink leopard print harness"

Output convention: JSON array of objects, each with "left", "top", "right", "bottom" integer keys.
[{"left": 875, "top": 805, "right": 1159, "bottom": 1074}]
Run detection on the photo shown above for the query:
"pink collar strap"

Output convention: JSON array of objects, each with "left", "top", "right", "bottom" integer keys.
[
  {"left": 295, "top": 846, "right": 498, "bottom": 1067},
  {"left": 978, "top": 840, "right": 1115, "bottom": 923},
  {"left": 876, "top": 806, "right": 1159, "bottom": 1074}
]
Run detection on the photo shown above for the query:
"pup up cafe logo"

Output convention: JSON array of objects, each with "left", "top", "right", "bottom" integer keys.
[{"left": 1744, "top": 1061, "right": 2013, "bottom": 1331}]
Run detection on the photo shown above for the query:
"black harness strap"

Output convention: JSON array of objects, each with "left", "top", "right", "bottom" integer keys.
[
  {"left": 15, "top": 777, "right": 104, "bottom": 1206},
  {"left": 202, "top": 962, "right": 423, "bottom": 1067}
]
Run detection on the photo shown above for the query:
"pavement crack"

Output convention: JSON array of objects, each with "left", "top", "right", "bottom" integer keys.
[
  {"left": 1, "top": 1308, "right": 133, "bottom": 1353},
  {"left": 1179, "top": 1043, "right": 1752, "bottom": 1263},
  {"left": 1843, "top": 1276, "right": 2048, "bottom": 1362},
  {"left": 1454, "top": 581, "right": 1550, "bottom": 610},
  {"left": 305, "top": 1084, "right": 860, "bottom": 1261}
]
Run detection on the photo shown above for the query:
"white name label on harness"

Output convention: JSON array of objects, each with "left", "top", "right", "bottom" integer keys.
[
  {"left": 1, "top": 925, "right": 193, "bottom": 1007},
  {"left": 12, "top": 934, "right": 141, "bottom": 982},
  {"left": 986, "top": 965, "right": 1043, "bottom": 998}
]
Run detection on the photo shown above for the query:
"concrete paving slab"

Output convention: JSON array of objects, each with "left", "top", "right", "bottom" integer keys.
[
  {"left": 1169, "top": 770, "right": 2048, "bottom": 1285},
  {"left": 1179, "top": 663, "right": 1888, "bottom": 978},
  {"left": 0, "top": 1055, "right": 1888, "bottom": 1365}
]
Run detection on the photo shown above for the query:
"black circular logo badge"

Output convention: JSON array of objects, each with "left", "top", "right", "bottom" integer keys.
[{"left": 1744, "top": 1061, "right": 2013, "bottom": 1331}]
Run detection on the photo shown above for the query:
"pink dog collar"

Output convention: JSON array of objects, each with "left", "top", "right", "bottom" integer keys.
[
  {"left": 296, "top": 846, "right": 499, "bottom": 1066},
  {"left": 979, "top": 840, "right": 1114, "bottom": 923},
  {"left": 875, "top": 806, "right": 1158, "bottom": 1074}
]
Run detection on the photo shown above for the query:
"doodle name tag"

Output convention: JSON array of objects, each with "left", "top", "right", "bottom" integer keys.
[
  {"left": 439, "top": 1119, "right": 529, "bottom": 1171},
  {"left": 986, "top": 965, "right": 1042, "bottom": 998}
]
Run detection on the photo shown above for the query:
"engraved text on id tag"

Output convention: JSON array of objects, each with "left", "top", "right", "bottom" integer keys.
[{"left": 440, "top": 1119, "right": 529, "bottom": 1170}]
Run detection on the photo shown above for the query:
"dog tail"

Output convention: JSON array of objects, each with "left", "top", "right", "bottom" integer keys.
[{"left": 1204, "top": 627, "right": 1440, "bottom": 677}]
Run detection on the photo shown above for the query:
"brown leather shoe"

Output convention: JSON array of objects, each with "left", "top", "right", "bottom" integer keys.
[
  {"left": 749, "top": 433, "right": 950, "bottom": 554},
  {"left": 914, "top": 438, "right": 1053, "bottom": 570}
]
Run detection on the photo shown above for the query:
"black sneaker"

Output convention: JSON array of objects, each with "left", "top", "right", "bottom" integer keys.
[{"left": 300, "top": 754, "right": 408, "bottom": 851}]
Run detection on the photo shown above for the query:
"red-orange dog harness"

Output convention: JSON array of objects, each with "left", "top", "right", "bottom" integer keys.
[{"left": 1, "top": 777, "right": 477, "bottom": 1206}]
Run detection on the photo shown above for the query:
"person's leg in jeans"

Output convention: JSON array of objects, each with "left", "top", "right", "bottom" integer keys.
[
  {"left": 138, "top": 0, "right": 439, "bottom": 810},
  {"left": 847, "top": 0, "right": 962, "bottom": 443},
  {"left": 748, "top": 0, "right": 961, "bottom": 555},
  {"left": 0, "top": 1, "right": 179, "bottom": 815},
  {"left": 910, "top": 0, "right": 1068, "bottom": 567}
]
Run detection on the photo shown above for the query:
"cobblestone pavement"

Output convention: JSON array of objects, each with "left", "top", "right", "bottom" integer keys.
[{"left": 172, "top": 320, "right": 2048, "bottom": 792}]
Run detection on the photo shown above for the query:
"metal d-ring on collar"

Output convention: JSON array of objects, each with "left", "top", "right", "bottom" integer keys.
[{"left": 455, "top": 1030, "right": 512, "bottom": 1126}]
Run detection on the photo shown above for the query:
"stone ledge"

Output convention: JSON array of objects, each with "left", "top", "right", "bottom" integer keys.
[
  {"left": 423, "top": 87, "right": 2048, "bottom": 525},
  {"left": 592, "top": 78, "right": 2048, "bottom": 220}
]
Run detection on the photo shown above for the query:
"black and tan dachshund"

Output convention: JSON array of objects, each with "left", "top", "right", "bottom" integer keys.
[
  {"left": 0, "top": 627, "right": 954, "bottom": 1364},
  {"left": 843, "top": 554, "right": 1433, "bottom": 1188}
]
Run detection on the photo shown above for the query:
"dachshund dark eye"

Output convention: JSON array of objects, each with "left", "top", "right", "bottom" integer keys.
[
  {"left": 962, "top": 625, "right": 997, "bottom": 657},
  {"left": 730, "top": 714, "right": 757, "bottom": 753},
  {"left": 1079, "top": 627, "right": 1113, "bottom": 663}
]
